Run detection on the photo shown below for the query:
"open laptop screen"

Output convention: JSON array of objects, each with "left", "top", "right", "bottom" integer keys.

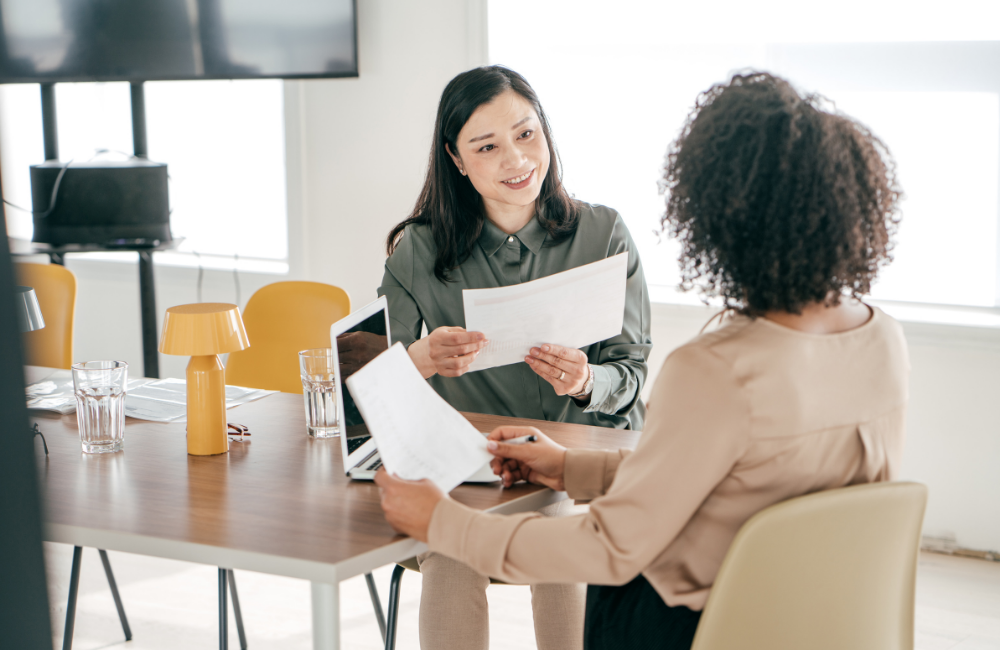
[{"left": 334, "top": 308, "right": 389, "bottom": 454}]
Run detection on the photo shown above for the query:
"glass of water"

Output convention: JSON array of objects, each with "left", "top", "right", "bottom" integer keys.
[
  {"left": 299, "top": 349, "right": 340, "bottom": 438},
  {"left": 72, "top": 361, "right": 127, "bottom": 454}
]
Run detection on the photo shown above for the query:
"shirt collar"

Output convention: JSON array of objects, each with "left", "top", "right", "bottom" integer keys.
[{"left": 477, "top": 213, "right": 548, "bottom": 257}]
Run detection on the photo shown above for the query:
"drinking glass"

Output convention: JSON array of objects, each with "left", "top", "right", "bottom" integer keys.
[
  {"left": 72, "top": 361, "right": 127, "bottom": 454},
  {"left": 299, "top": 349, "right": 340, "bottom": 438}
]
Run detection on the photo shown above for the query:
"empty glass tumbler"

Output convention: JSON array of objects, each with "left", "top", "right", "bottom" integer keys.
[
  {"left": 299, "top": 349, "right": 340, "bottom": 438},
  {"left": 72, "top": 361, "right": 127, "bottom": 454}
]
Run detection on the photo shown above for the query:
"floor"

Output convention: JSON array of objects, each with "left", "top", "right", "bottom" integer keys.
[{"left": 45, "top": 543, "right": 1000, "bottom": 650}]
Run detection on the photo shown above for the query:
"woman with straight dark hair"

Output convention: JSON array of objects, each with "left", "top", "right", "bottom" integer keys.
[
  {"left": 377, "top": 66, "right": 652, "bottom": 650},
  {"left": 376, "top": 71, "right": 908, "bottom": 650}
]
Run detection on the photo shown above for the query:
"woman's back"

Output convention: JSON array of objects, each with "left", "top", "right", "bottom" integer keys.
[{"left": 635, "top": 306, "right": 908, "bottom": 610}]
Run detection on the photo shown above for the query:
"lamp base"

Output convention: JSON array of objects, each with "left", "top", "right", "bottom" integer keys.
[{"left": 186, "top": 355, "right": 228, "bottom": 456}]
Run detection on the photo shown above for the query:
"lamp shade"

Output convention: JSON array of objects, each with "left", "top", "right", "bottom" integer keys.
[
  {"left": 159, "top": 303, "right": 249, "bottom": 356},
  {"left": 15, "top": 286, "right": 45, "bottom": 333}
]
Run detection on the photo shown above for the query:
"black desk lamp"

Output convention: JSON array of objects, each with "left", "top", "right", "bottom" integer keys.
[{"left": 15, "top": 286, "right": 44, "bottom": 333}]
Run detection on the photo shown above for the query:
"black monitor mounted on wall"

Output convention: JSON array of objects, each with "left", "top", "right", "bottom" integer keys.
[{"left": 0, "top": 0, "right": 358, "bottom": 83}]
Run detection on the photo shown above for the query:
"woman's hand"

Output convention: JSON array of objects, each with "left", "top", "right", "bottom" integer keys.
[
  {"left": 526, "top": 344, "right": 589, "bottom": 396},
  {"left": 408, "top": 326, "right": 487, "bottom": 379},
  {"left": 487, "top": 426, "right": 568, "bottom": 490},
  {"left": 374, "top": 470, "right": 445, "bottom": 542}
]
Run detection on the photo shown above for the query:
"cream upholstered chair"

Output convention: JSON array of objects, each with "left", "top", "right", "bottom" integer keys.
[{"left": 690, "top": 481, "right": 928, "bottom": 650}]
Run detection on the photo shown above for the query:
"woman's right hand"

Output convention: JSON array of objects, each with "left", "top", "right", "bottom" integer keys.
[
  {"left": 408, "top": 326, "right": 487, "bottom": 379},
  {"left": 487, "top": 426, "right": 567, "bottom": 490}
]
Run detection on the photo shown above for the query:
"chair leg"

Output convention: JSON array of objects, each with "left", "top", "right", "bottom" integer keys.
[
  {"left": 384, "top": 565, "right": 406, "bottom": 650},
  {"left": 365, "top": 572, "right": 387, "bottom": 643},
  {"left": 228, "top": 569, "right": 248, "bottom": 650},
  {"left": 219, "top": 568, "right": 228, "bottom": 650},
  {"left": 98, "top": 549, "right": 133, "bottom": 641},
  {"left": 62, "top": 546, "right": 83, "bottom": 650}
]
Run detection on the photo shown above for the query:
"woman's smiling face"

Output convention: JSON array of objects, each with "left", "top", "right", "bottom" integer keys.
[{"left": 447, "top": 89, "right": 550, "bottom": 224}]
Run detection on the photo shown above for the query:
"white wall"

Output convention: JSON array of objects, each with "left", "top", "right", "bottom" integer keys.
[{"left": 9, "top": 0, "right": 1000, "bottom": 554}]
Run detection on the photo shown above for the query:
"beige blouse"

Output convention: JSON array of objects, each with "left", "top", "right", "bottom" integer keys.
[{"left": 428, "top": 306, "right": 909, "bottom": 611}]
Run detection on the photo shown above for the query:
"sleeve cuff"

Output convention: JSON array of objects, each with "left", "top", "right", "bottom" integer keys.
[
  {"left": 428, "top": 497, "right": 478, "bottom": 561},
  {"left": 564, "top": 448, "right": 617, "bottom": 500},
  {"left": 582, "top": 363, "right": 613, "bottom": 413}
]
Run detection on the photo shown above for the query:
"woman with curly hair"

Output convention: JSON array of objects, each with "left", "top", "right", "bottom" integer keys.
[{"left": 375, "top": 71, "right": 908, "bottom": 650}]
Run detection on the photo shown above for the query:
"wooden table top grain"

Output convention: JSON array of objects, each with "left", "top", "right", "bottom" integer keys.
[{"left": 31, "top": 392, "right": 640, "bottom": 573}]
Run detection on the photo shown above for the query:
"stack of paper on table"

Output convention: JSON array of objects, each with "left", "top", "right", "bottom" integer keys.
[
  {"left": 463, "top": 253, "right": 628, "bottom": 372},
  {"left": 122, "top": 378, "right": 276, "bottom": 422},
  {"left": 25, "top": 371, "right": 275, "bottom": 422},
  {"left": 345, "top": 343, "right": 493, "bottom": 492}
]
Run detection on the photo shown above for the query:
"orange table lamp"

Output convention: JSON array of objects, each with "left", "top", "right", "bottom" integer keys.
[{"left": 159, "top": 303, "right": 250, "bottom": 455}]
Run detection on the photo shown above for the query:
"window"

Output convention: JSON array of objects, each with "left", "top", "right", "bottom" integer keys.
[
  {"left": 0, "top": 79, "right": 287, "bottom": 272},
  {"left": 489, "top": 1, "right": 1000, "bottom": 308}
]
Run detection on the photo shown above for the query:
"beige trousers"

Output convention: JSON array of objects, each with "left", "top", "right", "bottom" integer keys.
[{"left": 416, "top": 500, "right": 585, "bottom": 650}]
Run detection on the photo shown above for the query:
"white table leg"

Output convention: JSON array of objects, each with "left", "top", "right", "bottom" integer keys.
[{"left": 311, "top": 581, "right": 340, "bottom": 650}]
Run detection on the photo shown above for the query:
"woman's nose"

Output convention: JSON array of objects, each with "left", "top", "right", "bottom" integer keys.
[{"left": 502, "top": 144, "right": 527, "bottom": 169}]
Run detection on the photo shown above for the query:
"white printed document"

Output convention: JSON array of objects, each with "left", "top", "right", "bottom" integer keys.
[
  {"left": 463, "top": 253, "right": 628, "bottom": 372},
  {"left": 345, "top": 343, "right": 493, "bottom": 492}
]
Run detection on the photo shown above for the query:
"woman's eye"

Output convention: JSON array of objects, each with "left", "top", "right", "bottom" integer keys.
[
  {"left": 519, "top": 130, "right": 533, "bottom": 139},
  {"left": 479, "top": 144, "right": 495, "bottom": 152}
]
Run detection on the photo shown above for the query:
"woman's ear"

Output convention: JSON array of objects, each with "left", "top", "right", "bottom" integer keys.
[{"left": 445, "top": 142, "right": 467, "bottom": 176}]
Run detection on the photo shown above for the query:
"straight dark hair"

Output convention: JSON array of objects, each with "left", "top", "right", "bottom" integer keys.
[{"left": 386, "top": 65, "right": 579, "bottom": 282}]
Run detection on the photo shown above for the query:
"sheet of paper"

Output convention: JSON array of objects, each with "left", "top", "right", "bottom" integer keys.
[
  {"left": 345, "top": 343, "right": 493, "bottom": 492},
  {"left": 124, "top": 378, "right": 275, "bottom": 422},
  {"left": 463, "top": 253, "right": 628, "bottom": 371}
]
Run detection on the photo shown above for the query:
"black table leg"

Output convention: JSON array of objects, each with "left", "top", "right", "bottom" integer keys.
[
  {"left": 219, "top": 568, "right": 228, "bottom": 650},
  {"left": 138, "top": 250, "right": 159, "bottom": 378}
]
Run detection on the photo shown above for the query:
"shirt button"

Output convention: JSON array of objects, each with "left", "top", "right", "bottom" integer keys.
[{"left": 507, "top": 236, "right": 515, "bottom": 242}]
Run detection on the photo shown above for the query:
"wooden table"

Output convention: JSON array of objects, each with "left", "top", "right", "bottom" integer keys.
[{"left": 31, "top": 391, "right": 640, "bottom": 649}]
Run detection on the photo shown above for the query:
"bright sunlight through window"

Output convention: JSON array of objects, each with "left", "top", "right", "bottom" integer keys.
[
  {"left": 489, "top": 0, "right": 1000, "bottom": 308},
  {"left": 0, "top": 79, "right": 287, "bottom": 271}
]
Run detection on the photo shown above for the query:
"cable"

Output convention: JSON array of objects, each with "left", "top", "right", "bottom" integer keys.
[
  {"left": 2, "top": 149, "right": 137, "bottom": 217},
  {"left": 2, "top": 157, "right": 75, "bottom": 217},
  {"left": 233, "top": 253, "right": 241, "bottom": 308}
]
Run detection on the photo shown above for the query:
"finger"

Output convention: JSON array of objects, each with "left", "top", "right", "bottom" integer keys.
[
  {"left": 437, "top": 340, "right": 486, "bottom": 356},
  {"left": 488, "top": 426, "right": 539, "bottom": 441},
  {"left": 529, "top": 348, "right": 583, "bottom": 371},
  {"left": 374, "top": 468, "right": 390, "bottom": 487},
  {"left": 525, "top": 356, "right": 565, "bottom": 380},
  {"left": 442, "top": 330, "right": 486, "bottom": 346},
  {"left": 438, "top": 350, "right": 479, "bottom": 371},
  {"left": 486, "top": 439, "right": 535, "bottom": 461},
  {"left": 539, "top": 343, "right": 585, "bottom": 361}
]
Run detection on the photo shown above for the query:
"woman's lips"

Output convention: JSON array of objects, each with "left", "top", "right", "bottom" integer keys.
[{"left": 500, "top": 168, "right": 535, "bottom": 190}]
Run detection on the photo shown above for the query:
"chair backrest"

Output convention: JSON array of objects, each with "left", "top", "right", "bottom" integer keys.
[
  {"left": 690, "top": 481, "right": 928, "bottom": 650},
  {"left": 224, "top": 281, "right": 350, "bottom": 394},
  {"left": 15, "top": 262, "right": 77, "bottom": 369}
]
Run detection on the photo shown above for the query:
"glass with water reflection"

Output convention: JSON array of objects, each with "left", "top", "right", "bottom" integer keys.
[
  {"left": 72, "top": 361, "right": 127, "bottom": 454},
  {"left": 299, "top": 349, "right": 340, "bottom": 438}
]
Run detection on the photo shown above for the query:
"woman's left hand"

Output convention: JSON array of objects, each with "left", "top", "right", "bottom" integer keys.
[
  {"left": 526, "top": 344, "right": 589, "bottom": 396},
  {"left": 374, "top": 469, "right": 445, "bottom": 542}
]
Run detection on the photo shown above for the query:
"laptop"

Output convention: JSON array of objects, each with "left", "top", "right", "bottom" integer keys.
[
  {"left": 331, "top": 296, "right": 391, "bottom": 480},
  {"left": 331, "top": 296, "right": 499, "bottom": 483}
]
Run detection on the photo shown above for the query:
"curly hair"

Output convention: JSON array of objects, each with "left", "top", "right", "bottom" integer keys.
[{"left": 660, "top": 71, "right": 902, "bottom": 316}]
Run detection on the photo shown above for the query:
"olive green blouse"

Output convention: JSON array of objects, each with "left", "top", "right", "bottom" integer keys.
[{"left": 377, "top": 202, "right": 651, "bottom": 430}]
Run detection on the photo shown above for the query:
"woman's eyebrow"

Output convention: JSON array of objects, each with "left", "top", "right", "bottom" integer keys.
[{"left": 468, "top": 116, "right": 535, "bottom": 143}]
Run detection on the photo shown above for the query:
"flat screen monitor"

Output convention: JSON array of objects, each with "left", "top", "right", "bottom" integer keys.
[{"left": 0, "top": 0, "right": 357, "bottom": 83}]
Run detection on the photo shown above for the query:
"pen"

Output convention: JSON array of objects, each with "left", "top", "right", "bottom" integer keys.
[{"left": 505, "top": 434, "right": 537, "bottom": 445}]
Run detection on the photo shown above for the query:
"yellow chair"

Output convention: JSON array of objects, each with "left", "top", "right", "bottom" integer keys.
[
  {"left": 15, "top": 262, "right": 76, "bottom": 368},
  {"left": 225, "top": 281, "right": 351, "bottom": 393},
  {"left": 690, "top": 481, "right": 928, "bottom": 650}
]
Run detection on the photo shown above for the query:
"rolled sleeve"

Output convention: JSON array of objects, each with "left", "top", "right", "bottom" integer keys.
[{"left": 564, "top": 448, "right": 631, "bottom": 501}]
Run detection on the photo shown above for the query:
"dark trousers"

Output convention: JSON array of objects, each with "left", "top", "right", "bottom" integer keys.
[{"left": 584, "top": 575, "right": 702, "bottom": 650}]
